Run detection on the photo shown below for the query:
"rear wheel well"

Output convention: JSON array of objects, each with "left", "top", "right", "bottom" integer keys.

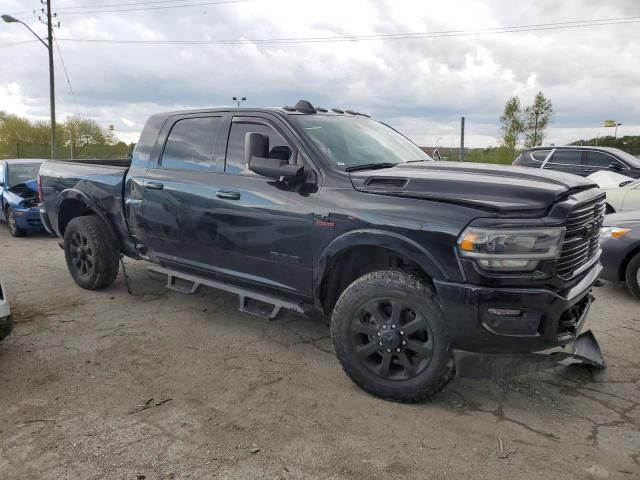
[
  {"left": 58, "top": 198, "right": 93, "bottom": 236},
  {"left": 320, "top": 246, "right": 430, "bottom": 314}
]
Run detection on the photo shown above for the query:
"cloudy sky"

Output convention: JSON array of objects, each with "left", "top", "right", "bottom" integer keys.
[{"left": 1, "top": 0, "right": 639, "bottom": 147}]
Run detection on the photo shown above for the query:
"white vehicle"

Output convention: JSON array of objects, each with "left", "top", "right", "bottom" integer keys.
[
  {"left": 587, "top": 171, "right": 640, "bottom": 213},
  {"left": 0, "top": 279, "right": 12, "bottom": 342},
  {"left": 603, "top": 179, "right": 640, "bottom": 213}
]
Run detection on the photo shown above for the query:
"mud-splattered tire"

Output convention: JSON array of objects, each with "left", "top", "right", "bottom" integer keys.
[
  {"left": 64, "top": 216, "right": 119, "bottom": 290},
  {"left": 5, "top": 207, "right": 26, "bottom": 237},
  {"left": 331, "top": 270, "right": 455, "bottom": 403},
  {"left": 625, "top": 253, "right": 640, "bottom": 300}
]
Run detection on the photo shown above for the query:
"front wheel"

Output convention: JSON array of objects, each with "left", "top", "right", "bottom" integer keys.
[
  {"left": 331, "top": 270, "right": 455, "bottom": 403},
  {"left": 625, "top": 253, "right": 640, "bottom": 300},
  {"left": 64, "top": 216, "right": 120, "bottom": 290},
  {"left": 5, "top": 208, "right": 26, "bottom": 237}
]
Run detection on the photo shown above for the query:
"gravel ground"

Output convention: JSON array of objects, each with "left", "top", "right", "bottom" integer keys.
[{"left": 0, "top": 227, "right": 639, "bottom": 480}]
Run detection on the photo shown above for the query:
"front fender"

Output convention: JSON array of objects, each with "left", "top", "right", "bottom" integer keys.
[
  {"left": 313, "top": 228, "right": 448, "bottom": 300},
  {"left": 2, "top": 190, "right": 26, "bottom": 210}
]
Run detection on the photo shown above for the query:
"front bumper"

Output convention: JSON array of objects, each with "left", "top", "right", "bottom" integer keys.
[
  {"left": 453, "top": 330, "right": 605, "bottom": 378},
  {"left": 13, "top": 206, "right": 44, "bottom": 230},
  {"left": 434, "top": 263, "right": 602, "bottom": 354}
]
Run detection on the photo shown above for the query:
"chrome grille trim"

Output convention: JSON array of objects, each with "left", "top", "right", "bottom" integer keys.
[{"left": 557, "top": 195, "right": 605, "bottom": 278}]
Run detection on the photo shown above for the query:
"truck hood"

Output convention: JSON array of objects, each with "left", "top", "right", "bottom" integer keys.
[{"left": 349, "top": 161, "right": 597, "bottom": 212}]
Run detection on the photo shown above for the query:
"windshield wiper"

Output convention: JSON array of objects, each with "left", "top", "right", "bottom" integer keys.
[{"left": 344, "top": 162, "right": 398, "bottom": 172}]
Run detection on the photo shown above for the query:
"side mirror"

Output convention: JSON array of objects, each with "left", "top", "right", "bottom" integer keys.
[
  {"left": 249, "top": 156, "right": 304, "bottom": 181},
  {"left": 609, "top": 163, "right": 623, "bottom": 172},
  {"left": 245, "top": 131, "right": 304, "bottom": 181}
]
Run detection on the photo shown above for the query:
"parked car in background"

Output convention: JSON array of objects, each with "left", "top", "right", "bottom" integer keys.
[
  {"left": 513, "top": 146, "right": 640, "bottom": 179},
  {"left": 0, "top": 277, "right": 12, "bottom": 342},
  {"left": 0, "top": 159, "right": 45, "bottom": 237},
  {"left": 601, "top": 212, "right": 640, "bottom": 300},
  {"left": 602, "top": 178, "right": 640, "bottom": 213}
]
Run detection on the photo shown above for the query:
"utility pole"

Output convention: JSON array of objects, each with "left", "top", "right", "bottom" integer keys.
[
  {"left": 45, "top": 0, "right": 56, "bottom": 159},
  {"left": 2, "top": 4, "right": 58, "bottom": 159},
  {"left": 460, "top": 116, "right": 465, "bottom": 162}
]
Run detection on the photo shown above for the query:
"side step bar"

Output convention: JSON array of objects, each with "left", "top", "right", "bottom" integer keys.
[{"left": 147, "top": 265, "right": 304, "bottom": 320}]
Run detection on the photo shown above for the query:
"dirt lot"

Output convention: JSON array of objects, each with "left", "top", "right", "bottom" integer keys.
[{"left": 0, "top": 227, "right": 639, "bottom": 480}]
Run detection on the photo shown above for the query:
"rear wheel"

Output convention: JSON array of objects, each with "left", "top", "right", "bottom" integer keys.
[
  {"left": 331, "top": 270, "right": 455, "bottom": 403},
  {"left": 64, "top": 216, "right": 120, "bottom": 290},
  {"left": 5, "top": 208, "right": 26, "bottom": 237},
  {"left": 625, "top": 253, "right": 640, "bottom": 300}
]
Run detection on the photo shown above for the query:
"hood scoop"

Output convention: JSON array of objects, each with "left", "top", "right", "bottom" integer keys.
[{"left": 365, "top": 177, "right": 409, "bottom": 189}]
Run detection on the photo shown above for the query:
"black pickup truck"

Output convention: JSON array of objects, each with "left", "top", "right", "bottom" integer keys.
[{"left": 39, "top": 100, "right": 606, "bottom": 402}]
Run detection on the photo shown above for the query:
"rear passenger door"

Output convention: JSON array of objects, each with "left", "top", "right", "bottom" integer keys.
[
  {"left": 544, "top": 150, "right": 586, "bottom": 176},
  {"left": 140, "top": 114, "right": 229, "bottom": 269},
  {"left": 210, "top": 115, "right": 319, "bottom": 296}
]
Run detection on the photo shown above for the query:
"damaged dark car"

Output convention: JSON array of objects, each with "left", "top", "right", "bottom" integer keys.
[
  {"left": 0, "top": 159, "right": 45, "bottom": 237},
  {"left": 39, "top": 101, "right": 606, "bottom": 402}
]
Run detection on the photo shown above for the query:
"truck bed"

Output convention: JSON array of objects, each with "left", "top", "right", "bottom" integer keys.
[{"left": 39, "top": 159, "right": 135, "bottom": 255}]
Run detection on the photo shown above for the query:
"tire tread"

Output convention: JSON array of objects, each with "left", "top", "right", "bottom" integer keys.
[{"left": 331, "top": 269, "right": 455, "bottom": 403}]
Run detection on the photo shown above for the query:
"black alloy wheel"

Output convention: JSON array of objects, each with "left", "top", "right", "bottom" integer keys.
[{"left": 351, "top": 298, "right": 434, "bottom": 380}]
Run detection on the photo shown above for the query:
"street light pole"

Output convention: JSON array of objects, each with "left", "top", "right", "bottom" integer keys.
[
  {"left": 614, "top": 122, "right": 622, "bottom": 140},
  {"left": 232, "top": 96, "right": 246, "bottom": 107},
  {"left": 2, "top": 3, "right": 56, "bottom": 159}
]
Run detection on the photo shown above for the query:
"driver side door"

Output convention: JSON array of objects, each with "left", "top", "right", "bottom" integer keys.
[{"left": 208, "top": 115, "right": 320, "bottom": 297}]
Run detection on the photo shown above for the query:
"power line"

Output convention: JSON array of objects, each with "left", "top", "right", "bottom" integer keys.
[
  {"left": 9, "top": 0, "right": 227, "bottom": 16},
  {"left": 37, "top": 0, "right": 256, "bottom": 16},
  {"left": 53, "top": 16, "right": 640, "bottom": 46},
  {"left": 61, "top": 0, "right": 255, "bottom": 15},
  {"left": 53, "top": 31, "right": 81, "bottom": 116}
]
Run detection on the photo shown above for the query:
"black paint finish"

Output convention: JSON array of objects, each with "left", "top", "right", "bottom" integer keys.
[{"left": 39, "top": 107, "right": 605, "bottom": 355}]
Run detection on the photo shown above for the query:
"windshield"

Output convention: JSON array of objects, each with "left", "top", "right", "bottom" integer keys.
[
  {"left": 292, "top": 115, "right": 433, "bottom": 169},
  {"left": 7, "top": 163, "right": 42, "bottom": 188}
]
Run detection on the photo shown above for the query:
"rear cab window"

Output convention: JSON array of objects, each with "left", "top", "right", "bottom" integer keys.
[{"left": 160, "top": 116, "right": 223, "bottom": 171}]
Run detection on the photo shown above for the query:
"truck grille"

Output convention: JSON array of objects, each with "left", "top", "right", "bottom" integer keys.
[{"left": 556, "top": 195, "right": 605, "bottom": 278}]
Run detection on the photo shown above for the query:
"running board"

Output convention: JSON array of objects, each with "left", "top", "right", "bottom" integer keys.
[{"left": 147, "top": 265, "right": 304, "bottom": 320}]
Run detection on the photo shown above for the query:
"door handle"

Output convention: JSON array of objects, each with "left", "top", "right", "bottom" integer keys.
[
  {"left": 584, "top": 169, "right": 596, "bottom": 173},
  {"left": 146, "top": 181, "right": 164, "bottom": 190},
  {"left": 216, "top": 190, "right": 241, "bottom": 200}
]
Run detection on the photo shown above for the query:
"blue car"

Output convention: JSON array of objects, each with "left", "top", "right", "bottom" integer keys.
[{"left": 0, "top": 159, "right": 45, "bottom": 237}]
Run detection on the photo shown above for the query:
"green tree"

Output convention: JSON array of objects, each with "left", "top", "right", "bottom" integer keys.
[
  {"left": 523, "top": 91, "right": 554, "bottom": 147},
  {"left": 62, "top": 116, "right": 107, "bottom": 159},
  {"left": 499, "top": 96, "right": 524, "bottom": 156}
]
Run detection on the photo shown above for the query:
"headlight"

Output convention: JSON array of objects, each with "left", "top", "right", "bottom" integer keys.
[
  {"left": 458, "top": 227, "right": 565, "bottom": 272},
  {"left": 600, "top": 227, "right": 630, "bottom": 239}
]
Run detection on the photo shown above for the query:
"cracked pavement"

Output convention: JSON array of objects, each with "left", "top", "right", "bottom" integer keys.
[{"left": 0, "top": 228, "right": 639, "bottom": 479}]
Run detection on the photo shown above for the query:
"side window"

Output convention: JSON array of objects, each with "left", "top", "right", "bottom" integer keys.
[
  {"left": 586, "top": 151, "right": 624, "bottom": 168},
  {"left": 530, "top": 150, "right": 551, "bottom": 162},
  {"left": 160, "top": 116, "right": 222, "bottom": 171},
  {"left": 225, "top": 122, "right": 293, "bottom": 175},
  {"left": 546, "top": 150, "right": 582, "bottom": 166}
]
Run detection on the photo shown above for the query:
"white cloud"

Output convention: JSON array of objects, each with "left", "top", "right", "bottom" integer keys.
[{"left": 0, "top": 0, "right": 638, "bottom": 148}]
